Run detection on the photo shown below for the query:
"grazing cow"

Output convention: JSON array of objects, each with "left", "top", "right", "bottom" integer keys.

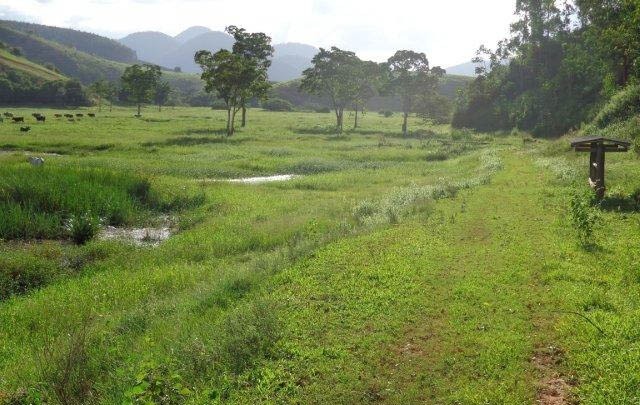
[
  {"left": 12, "top": 117, "right": 24, "bottom": 123},
  {"left": 3, "top": 112, "right": 13, "bottom": 118},
  {"left": 88, "top": 113, "right": 96, "bottom": 118},
  {"left": 28, "top": 157, "right": 44, "bottom": 167},
  {"left": 32, "top": 113, "right": 41, "bottom": 118},
  {"left": 36, "top": 115, "right": 46, "bottom": 123},
  {"left": 76, "top": 114, "right": 84, "bottom": 118},
  {"left": 54, "top": 114, "right": 63, "bottom": 118},
  {"left": 64, "top": 114, "right": 74, "bottom": 118},
  {"left": 68, "top": 118, "right": 76, "bottom": 122},
  {"left": 20, "top": 126, "right": 31, "bottom": 132}
]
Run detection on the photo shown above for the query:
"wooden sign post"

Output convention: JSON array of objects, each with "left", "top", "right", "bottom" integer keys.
[{"left": 571, "top": 137, "right": 630, "bottom": 199}]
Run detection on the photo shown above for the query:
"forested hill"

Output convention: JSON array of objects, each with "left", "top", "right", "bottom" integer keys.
[
  {"left": 0, "top": 23, "right": 201, "bottom": 96},
  {"left": 452, "top": 1, "right": 640, "bottom": 139},
  {"left": 1, "top": 20, "right": 137, "bottom": 64}
]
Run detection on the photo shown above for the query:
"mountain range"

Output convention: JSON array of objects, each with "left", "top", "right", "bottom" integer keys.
[{"left": 120, "top": 27, "right": 319, "bottom": 81}]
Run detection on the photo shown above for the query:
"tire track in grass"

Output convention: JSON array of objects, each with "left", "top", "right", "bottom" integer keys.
[{"left": 261, "top": 150, "right": 573, "bottom": 403}]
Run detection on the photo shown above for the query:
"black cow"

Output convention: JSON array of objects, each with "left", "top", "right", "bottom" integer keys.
[
  {"left": 64, "top": 114, "right": 74, "bottom": 118},
  {"left": 20, "top": 126, "right": 31, "bottom": 132},
  {"left": 76, "top": 114, "right": 84, "bottom": 118},
  {"left": 36, "top": 116, "right": 46, "bottom": 123},
  {"left": 32, "top": 113, "right": 42, "bottom": 118},
  {"left": 3, "top": 112, "right": 13, "bottom": 118},
  {"left": 54, "top": 114, "right": 63, "bottom": 118},
  {"left": 88, "top": 113, "right": 96, "bottom": 118},
  {"left": 12, "top": 117, "right": 24, "bottom": 123}
]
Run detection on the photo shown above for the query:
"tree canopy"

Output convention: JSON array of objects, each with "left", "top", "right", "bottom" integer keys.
[{"left": 121, "top": 64, "right": 162, "bottom": 116}]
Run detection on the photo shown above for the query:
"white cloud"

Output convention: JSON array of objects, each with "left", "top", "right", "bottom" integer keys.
[{"left": 0, "top": 0, "right": 517, "bottom": 66}]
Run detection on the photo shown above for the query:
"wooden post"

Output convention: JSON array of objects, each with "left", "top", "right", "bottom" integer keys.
[
  {"left": 595, "top": 142, "right": 606, "bottom": 199},
  {"left": 589, "top": 147, "right": 597, "bottom": 184}
]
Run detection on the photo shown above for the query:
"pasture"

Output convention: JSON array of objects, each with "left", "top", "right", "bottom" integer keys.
[{"left": 1, "top": 107, "right": 640, "bottom": 404}]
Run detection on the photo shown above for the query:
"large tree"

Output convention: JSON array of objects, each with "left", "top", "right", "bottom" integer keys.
[
  {"left": 386, "top": 50, "right": 444, "bottom": 136},
  {"left": 121, "top": 64, "right": 161, "bottom": 116},
  {"left": 576, "top": 0, "right": 640, "bottom": 87},
  {"left": 226, "top": 26, "right": 274, "bottom": 127},
  {"left": 300, "top": 47, "right": 361, "bottom": 133},
  {"left": 195, "top": 49, "right": 260, "bottom": 136},
  {"left": 89, "top": 79, "right": 110, "bottom": 112},
  {"left": 154, "top": 81, "right": 171, "bottom": 112},
  {"left": 352, "top": 61, "right": 386, "bottom": 129}
]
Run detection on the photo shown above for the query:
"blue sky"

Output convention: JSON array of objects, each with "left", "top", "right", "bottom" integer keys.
[{"left": 0, "top": 0, "right": 517, "bottom": 66}]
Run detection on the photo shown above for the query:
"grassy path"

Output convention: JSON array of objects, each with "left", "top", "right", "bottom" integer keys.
[{"left": 247, "top": 150, "right": 573, "bottom": 403}]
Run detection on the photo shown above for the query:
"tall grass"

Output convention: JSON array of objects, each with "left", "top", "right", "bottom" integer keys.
[{"left": 0, "top": 165, "right": 204, "bottom": 240}]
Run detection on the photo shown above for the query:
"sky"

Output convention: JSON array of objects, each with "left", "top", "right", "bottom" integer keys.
[{"left": 0, "top": 0, "right": 517, "bottom": 67}]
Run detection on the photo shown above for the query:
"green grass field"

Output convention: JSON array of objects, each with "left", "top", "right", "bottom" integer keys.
[{"left": 1, "top": 107, "right": 639, "bottom": 404}]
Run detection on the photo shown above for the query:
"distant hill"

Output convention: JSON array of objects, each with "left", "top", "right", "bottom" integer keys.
[
  {"left": 119, "top": 31, "right": 178, "bottom": 65},
  {"left": 175, "top": 26, "right": 212, "bottom": 44},
  {"left": 0, "top": 23, "right": 202, "bottom": 97},
  {"left": 1, "top": 20, "right": 137, "bottom": 64},
  {"left": 120, "top": 27, "right": 319, "bottom": 81},
  {"left": 162, "top": 31, "right": 235, "bottom": 72},
  {"left": 0, "top": 48, "right": 67, "bottom": 82},
  {"left": 445, "top": 62, "right": 479, "bottom": 77}
]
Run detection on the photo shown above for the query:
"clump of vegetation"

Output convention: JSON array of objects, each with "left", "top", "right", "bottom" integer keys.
[
  {"left": 354, "top": 150, "right": 503, "bottom": 226},
  {"left": 0, "top": 166, "right": 204, "bottom": 241},
  {"left": 66, "top": 213, "right": 101, "bottom": 245},
  {"left": 125, "top": 361, "right": 192, "bottom": 404},
  {"left": 592, "top": 85, "right": 640, "bottom": 129},
  {"left": 569, "top": 190, "right": 601, "bottom": 246},
  {"left": 262, "top": 98, "right": 294, "bottom": 112}
]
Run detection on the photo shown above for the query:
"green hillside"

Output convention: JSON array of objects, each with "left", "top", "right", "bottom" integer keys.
[
  {"left": 0, "top": 23, "right": 202, "bottom": 95},
  {"left": 1, "top": 20, "right": 137, "bottom": 64},
  {"left": 0, "top": 48, "right": 67, "bottom": 81}
]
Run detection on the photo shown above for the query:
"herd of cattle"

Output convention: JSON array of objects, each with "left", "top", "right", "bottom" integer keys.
[{"left": 1, "top": 111, "right": 97, "bottom": 132}]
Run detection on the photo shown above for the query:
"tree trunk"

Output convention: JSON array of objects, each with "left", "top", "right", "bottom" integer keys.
[
  {"left": 109, "top": 100, "right": 113, "bottom": 112},
  {"left": 158, "top": 103, "right": 162, "bottom": 112},
  {"left": 226, "top": 108, "right": 232, "bottom": 136},
  {"left": 337, "top": 109, "right": 344, "bottom": 134},
  {"left": 402, "top": 112, "right": 409, "bottom": 137},
  {"left": 137, "top": 104, "right": 141, "bottom": 117},
  {"left": 241, "top": 106, "right": 247, "bottom": 127},
  {"left": 354, "top": 105, "right": 359, "bottom": 129},
  {"left": 98, "top": 97, "right": 102, "bottom": 112}
]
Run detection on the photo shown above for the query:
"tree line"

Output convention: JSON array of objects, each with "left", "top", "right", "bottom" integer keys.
[
  {"left": 452, "top": 0, "right": 640, "bottom": 137},
  {"left": 192, "top": 26, "right": 448, "bottom": 136}
]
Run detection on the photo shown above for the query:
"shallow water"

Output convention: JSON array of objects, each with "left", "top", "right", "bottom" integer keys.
[
  {"left": 100, "top": 226, "right": 171, "bottom": 246},
  {"left": 198, "top": 174, "right": 298, "bottom": 184},
  {"left": 228, "top": 174, "right": 297, "bottom": 184}
]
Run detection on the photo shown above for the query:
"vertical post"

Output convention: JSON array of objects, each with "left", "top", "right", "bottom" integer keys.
[
  {"left": 595, "top": 142, "right": 606, "bottom": 200},
  {"left": 589, "top": 147, "right": 597, "bottom": 184}
]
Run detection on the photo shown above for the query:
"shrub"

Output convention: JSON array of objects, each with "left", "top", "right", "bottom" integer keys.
[
  {"left": 124, "top": 362, "right": 191, "bottom": 404},
  {"left": 379, "top": 110, "right": 393, "bottom": 117},
  {"left": 262, "top": 98, "right": 294, "bottom": 112},
  {"left": 593, "top": 85, "right": 640, "bottom": 129},
  {"left": 66, "top": 213, "right": 101, "bottom": 245},
  {"left": 10, "top": 47, "right": 22, "bottom": 57},
  {"left": 569, "top": 190, "right": 600, "bottom": 246},
  {"left": 314, "top": 106, "right": 331, "bottom": 113}
]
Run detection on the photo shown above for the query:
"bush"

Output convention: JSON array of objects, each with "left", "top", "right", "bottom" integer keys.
[
  {"left": 314, "top": 106, "right": 331, "bottom": 113},
  {"left": 379, "top": 110, "right": 393, "bottom": 117},
  {"left": 10, "top": 47, "right": 21, "bottom": 57},
  {"left": 593, "top": 85, "right": 640, "bottom": 129},
  {"left": 66, "top": 213, "right": 101, "bottom": 245},
  {"left": 262, "top": 98, "right": 294, "bottom": 112},
  {"left": 569, "top": 190, "right": 600, "bottom": 246}
]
